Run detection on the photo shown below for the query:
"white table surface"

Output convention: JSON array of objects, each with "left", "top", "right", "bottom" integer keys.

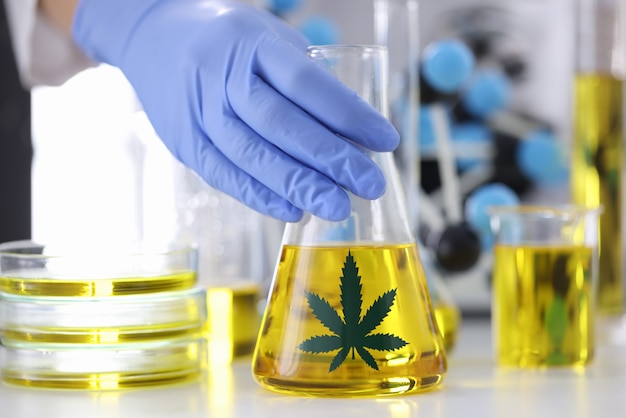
[{"left": 2, "top": 318, "right": 626, "bottom": 418}]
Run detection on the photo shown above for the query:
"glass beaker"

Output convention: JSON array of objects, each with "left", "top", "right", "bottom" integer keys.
[
  {"left": 489, "top": 205, "right": 602, "bottom": 367},
  {"left": 572, "top": 0, "right": 625, "bottom": 316},
  {"left": 252, "top": 45, "right": 447, "bottom": 397},
  {"left": 136, "top": 111, "right": 270, "bottom": 365},
  {"left": 186, "top": 181, "right": 267, "bottom": 365}
]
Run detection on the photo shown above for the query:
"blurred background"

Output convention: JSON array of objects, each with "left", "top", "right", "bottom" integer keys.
[{"left": 26, "top": 0, "right": 618, "bottom": 320}]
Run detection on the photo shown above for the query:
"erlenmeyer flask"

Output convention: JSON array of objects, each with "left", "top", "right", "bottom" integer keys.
[
  {"left": 419, "top": 241, "right": 462, "bottom": 353},
  {"left": 252, "top": 45, "right": 447, "bottom": 397}
]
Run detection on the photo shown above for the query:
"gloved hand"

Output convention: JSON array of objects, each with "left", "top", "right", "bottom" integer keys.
[{"left": 72, "top": 0, "right": 400, "bottom": 222}]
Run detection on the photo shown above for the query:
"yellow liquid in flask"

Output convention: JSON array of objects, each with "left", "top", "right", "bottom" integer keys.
[
  {"left": 493, "top": 244, "right": 594, "bottom": 367},
  {"left": 572, "top": 73, "right": 624, "bottom": 315},
  {"left": 253, "top": 244, "right": 447, "bottom": 397}
]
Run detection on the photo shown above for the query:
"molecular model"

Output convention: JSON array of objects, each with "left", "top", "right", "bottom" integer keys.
[
  {"left": 262, "top": 0, "right": 570, "bottom": 277},
  {"left": 416, "top": 37, "right": 569, "bottom": 274},
  {"left": 261, "top": 0, "right": 341, "bottom": 45}
]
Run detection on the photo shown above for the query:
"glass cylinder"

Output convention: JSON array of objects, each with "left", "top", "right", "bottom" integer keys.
[
  {"left": 374, "top": 0, "right": 463, "bottom": 348},
  {"left": 373, "top": 0, "right": 420, "bottom": 228},
  {"left": 252, "top": 45, "right": 446, "bottom": 397},
  {"left": 136, "top": 111, "right": 270, "bottom": 365},
  {"left": 572, "top": 0, "right": 626, "bottom": 315},
  {"left": 182, "top": 177, "right": 267, "bottom": 365}
]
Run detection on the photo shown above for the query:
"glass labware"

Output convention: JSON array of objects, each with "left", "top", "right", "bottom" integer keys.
[
  {"left": 374, "top": 0, "right": 462, "bottom": 352},
  {"left": 252, "top": 45, "right": 447, "bottom": 397},
  {"left": 0, "top": 288, "right": 206, "bottom": 344},
  {"left": 0, "top": 240, "right": 206, "bottom": 389},
  {"left": 0, "top": 241, "right": 198, "bottom": 298},
  {"left": 572, "top": 0, "right": 625, "bottom": 316},
  {"left": 1, "top": 337, "right": 206, "bottom": 390},
  {"left": 489, "top": 205, "right": 601, "bottom": 367},
  {"left": 136, "top": 110, "right": 270, "bottom": 365}
]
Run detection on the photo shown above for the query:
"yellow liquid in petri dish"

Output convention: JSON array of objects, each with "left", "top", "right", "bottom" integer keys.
[
  {"left": 2, "top": 322, "right": 204, "bottom": 344},
  {"left": 0, "top": 270, "right": 197, "bottom": 297},
  {"left": 2, "top": 370, "right": 203, "bottom": 391},
  {"left": 0, "top": 287, "right": 206, "bottom": 344},
  {"left": 493, "top": 244, "right": 594, "bottom": 367},
  {"left": 0, "top": 338, "right": 206, "bottom": 390},
  {"left": 253, "top": 244, "right": 447, "bottom": 397},
  {"left": 572, "top": 73, "right": 624, "bottom": 315},
  {"left": 204, "top": 283, "right": 262, "bottom": 364}
]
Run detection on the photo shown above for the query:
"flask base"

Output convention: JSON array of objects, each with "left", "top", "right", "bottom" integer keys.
[{"left": 254, "top": 374, "right": 445, "bottom": 397}]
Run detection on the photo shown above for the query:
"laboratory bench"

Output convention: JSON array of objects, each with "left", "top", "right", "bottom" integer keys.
[{"left": 1, "top": 318, "right": 625, "bottom": 418}]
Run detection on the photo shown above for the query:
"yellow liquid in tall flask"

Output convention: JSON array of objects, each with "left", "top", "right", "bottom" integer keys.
[
  {"left": 252, "top": 244, "right": 447, "bottom": 397},
  {"left": 572, "top": 73, "right": 624, "bottom": 315}
]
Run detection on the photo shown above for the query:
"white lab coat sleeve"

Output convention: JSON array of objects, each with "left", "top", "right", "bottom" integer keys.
[{"left": 3, "top": 0, "right": 95, "bottom": 87}]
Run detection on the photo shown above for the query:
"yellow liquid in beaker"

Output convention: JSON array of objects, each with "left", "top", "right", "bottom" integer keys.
[
  {"left": 253, "top": 244, "right": 446, "bottom": 397},
  {"left": 0, "top": 271, "right": 197, "bottom": 297},
  {"left": 572, "top": 73, "right": 624, "bottom": 315},
  {"left": 434, "top": 303, "right": 461, "bottom": 353},
  {"left": 493, "top": 244, "right": 594, "bottom": 367},
  {"left": 205, "top": 283, "right": 262, "bottom": 364}
]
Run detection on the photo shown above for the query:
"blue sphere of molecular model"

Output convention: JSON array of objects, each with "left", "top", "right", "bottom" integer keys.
[
  {"left": 464, "top": 183, "right": 519, "bottom": 249},
  {"left": 450, "top": 122, "right": 493, "bottom": 170},
  {"left": 517, "top": 130, "right": 569, "bottom": 185},
  {"left": 461, "top": 69, "right": 511, "bottom": 119},
  {"left": 421, "top": 39, "right": 475, "bottom": 94},
  {"left": 298, "top": 15, "right": 340, "bottom": 45},
  {"left": 265, "top": 0, "right": 303, "bottom": 14}
]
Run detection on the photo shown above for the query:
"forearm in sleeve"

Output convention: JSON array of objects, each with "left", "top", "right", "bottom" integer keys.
[{"left": 3, "top": 0, "right": 94, "bottom": 87}]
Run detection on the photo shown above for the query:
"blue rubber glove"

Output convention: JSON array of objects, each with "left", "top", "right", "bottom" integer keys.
[{"left": 72, "top": 0, "right": 399, "bottom": 222}]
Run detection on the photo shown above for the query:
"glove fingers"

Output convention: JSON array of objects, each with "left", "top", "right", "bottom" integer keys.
[
  {"left": 192, "top": 138, "right": 304, "bottom": 222},
  {"left": 255, "top": 37, "right": 400, "bottom": 152},
  {"left": 206, "top": 116, "right": 352, "bottom": 221},
  {"left": 229, "top": 77, "right": 386, "bottom": 200}
]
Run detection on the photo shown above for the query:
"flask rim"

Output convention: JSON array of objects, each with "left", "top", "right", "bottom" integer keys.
[{"left": 306, "top": 44, "right": 387, "bottom": 56}]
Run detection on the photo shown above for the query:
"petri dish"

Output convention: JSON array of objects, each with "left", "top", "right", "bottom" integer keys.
[
  {"left": 0, "top": 241, "right": 198, "bottom": 297},
  {"left": 0, "top": 337, "right": 207, "bottom": 390},
  {"left": 0, "top": 288, "right": 207, "bottom": 344}
]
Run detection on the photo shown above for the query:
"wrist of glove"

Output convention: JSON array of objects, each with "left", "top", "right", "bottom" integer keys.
[{"left": 72, "top": 0, "right": 400, "bottom": 222}]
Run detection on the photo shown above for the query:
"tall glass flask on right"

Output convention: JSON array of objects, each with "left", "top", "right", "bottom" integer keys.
[
  {"left": 572, "top": 0, "right": 626, "bottom": 315},
  {"left": 252, "top": 45, "right": 447, "bottom": 397}
]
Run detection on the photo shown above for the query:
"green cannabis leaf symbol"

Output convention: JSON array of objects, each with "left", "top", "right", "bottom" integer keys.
[{"left": 298, "top": 251, "right": 408, "bottom": 372}]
